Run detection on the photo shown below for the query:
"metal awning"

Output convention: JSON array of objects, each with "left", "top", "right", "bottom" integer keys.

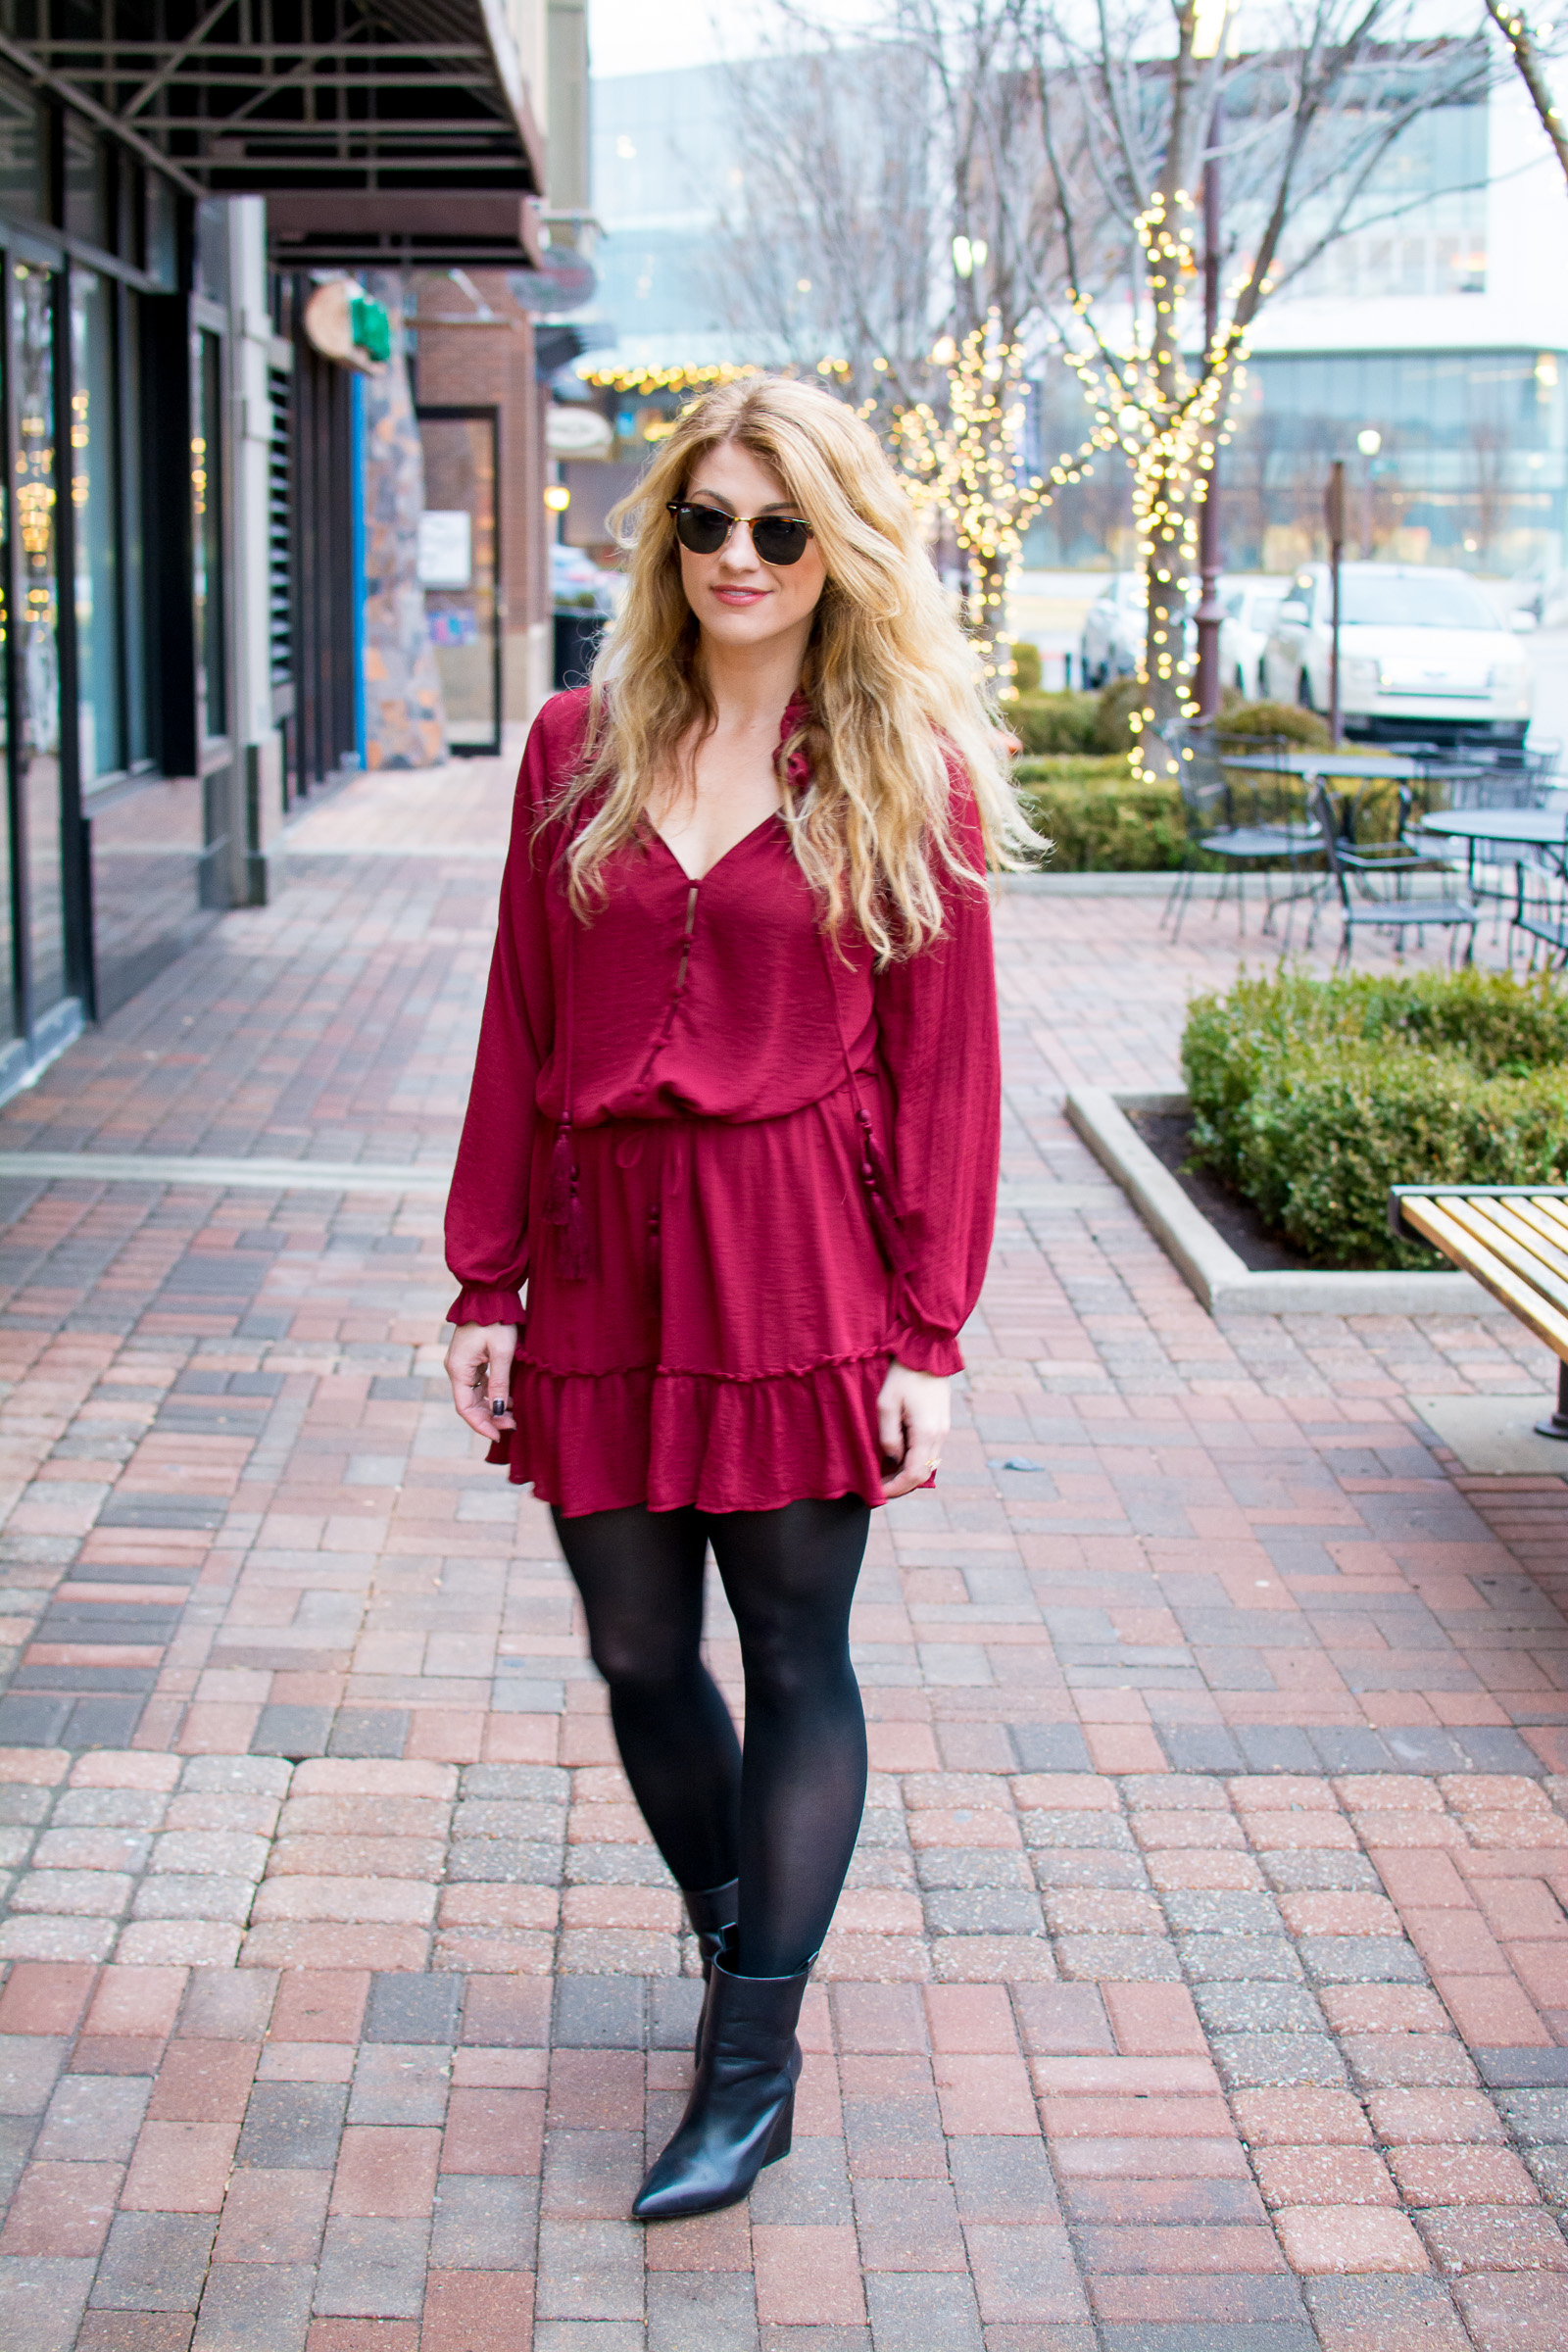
[{"left": 1, "top": 0, "right": 545, "bottom": 256}]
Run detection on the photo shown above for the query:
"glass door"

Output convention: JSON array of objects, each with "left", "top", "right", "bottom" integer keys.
[
  {"left": 12, "top": 258, "right": 69, "bottom": 1037},
  {"left": 70, "top": 269, "right": 122, "bottom": 787},
  {"left": 416, "top": 407, "right": 499, "bottom": 753},
  {"left": 0, "top": 307, "right": 12, "bottom": 1058},
  {"left": 193, "top": 326, "right": 225, "bottom": 748}
]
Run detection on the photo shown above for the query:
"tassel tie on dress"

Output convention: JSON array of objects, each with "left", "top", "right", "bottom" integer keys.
[{"left": 545, "top": 1111, "right": 590, "bottom": 1281}]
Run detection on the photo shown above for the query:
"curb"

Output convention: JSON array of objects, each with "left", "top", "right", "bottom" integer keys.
[{"left": 1064, "top": 1086, "right": 1489, "bottom": 1316}]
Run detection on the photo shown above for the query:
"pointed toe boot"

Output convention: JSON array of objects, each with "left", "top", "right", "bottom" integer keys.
[
  {"left": 682, "top": 1880, "right": 739, "bottom": 2057},
  {"left": 633, "top": 1955, "right": 808, "bottom": 2222}
]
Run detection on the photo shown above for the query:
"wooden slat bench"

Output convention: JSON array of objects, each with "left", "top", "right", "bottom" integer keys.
[{"left": 1389, "top": 1185, "right": 1568, "bottom": 1438}]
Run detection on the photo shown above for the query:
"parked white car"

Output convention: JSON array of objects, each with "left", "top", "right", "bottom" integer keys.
[
  {"left": 1260, "top": 563, "right": 1533, "bottom": 747},
  {"left": 1079, "top": 573, "right": 1146, "bottom": 687},
  {"left": 551, "top": 541, "right": 618, "bottom": 615},
  {"left": 1079, "top": 572, "right": 1199, "bottom": 688},
  {"left": 1219, "top": 581, "right": 1285, "bottom": 700}
]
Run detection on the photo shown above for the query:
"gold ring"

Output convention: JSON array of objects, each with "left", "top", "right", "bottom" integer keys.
[{"left": 924, "top": 1456, "right": 940, "bottom": 1472}]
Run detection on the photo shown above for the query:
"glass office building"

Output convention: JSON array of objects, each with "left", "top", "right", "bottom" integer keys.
[
  {"left": 1025, "top": 345, "right": 1568, "bottom": 579},
  {"left": 1029, "top": 345, "right": 1568, "bottom": 585},
  {"left": 1219, "top": 348, "right": 1566, "bottom": 577}
]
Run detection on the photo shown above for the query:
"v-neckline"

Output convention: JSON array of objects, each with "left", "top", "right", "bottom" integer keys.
[{"left": 649, "top": 808, "right": 784, "bottom": 886}]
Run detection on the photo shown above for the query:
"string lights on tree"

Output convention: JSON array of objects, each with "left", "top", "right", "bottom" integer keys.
[
  {"left": 577, "top": 341, "right": 1094, "bottom": 708},
  {"left": 1484, "top": 5, "right": 1568, "bottom": 187},
  {"left": 891, "top": 313, "right": 1097, "bottom": 695},
  {"left": 1060, "top": 183, "right": 1249, "bottom": 781},
  {"left": 580, "top": 360, "right": 857, "bottom": 395}
]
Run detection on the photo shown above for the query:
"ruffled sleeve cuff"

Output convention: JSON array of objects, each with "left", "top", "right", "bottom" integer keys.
[
  {"left": 446, "top": 1288, "right": 525, "bottom": 1329},
  {"left": 887, "top": 1321, "right": 964, "bottom": 1378}
]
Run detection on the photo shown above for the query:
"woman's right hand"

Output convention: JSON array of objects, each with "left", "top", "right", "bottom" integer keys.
[{"left": 444, "top": 1322, "right": 519, "bottom": 1442}]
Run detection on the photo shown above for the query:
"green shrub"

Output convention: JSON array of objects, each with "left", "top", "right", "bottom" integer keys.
[
  {"left": 1009, "top": 639, "right": 1043, "bottom": 694},
  {"left": 1183, "top": 968, "right": 1568, "bottom": 1266},
  {"left": 1009, "top": 679, "right": 1144, "bottom": 757},
  {"left": 1010, "top": 690, "right": 1100, "bottom": 755},
  {"left": 1013, "top": 756, "right": 1133, "bottom": 787},
  {"left": 1007, "top": 690, "right": 1414, "bottom": 878},
  {"left": 1215, "top": 699, "right": 1332, "bottom": 748},
  {"left": 1093, "top": 677, "right": 1144, "bottom": 754},
  {"left": 1015, "top": 760, "right": 1185, "bottom": 871}
]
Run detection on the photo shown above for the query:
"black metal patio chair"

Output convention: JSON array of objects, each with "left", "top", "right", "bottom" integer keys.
[
  {"left": 1415, "top": 758, "right": 1563, "bottom": 939},
  {"left": 1158, "top": 724, "right": 1320, "bottom": 944},
  {"left": 1511, "top": 861, "right": 1568, "bottom": 968},
  {"left": 1304, "top": 780, "right": 1478, "bottom": 966}
]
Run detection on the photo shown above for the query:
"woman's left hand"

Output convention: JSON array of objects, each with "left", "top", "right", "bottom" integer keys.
[{"left": 877, "top": 1359, "right": 952, "bottom": 1500}]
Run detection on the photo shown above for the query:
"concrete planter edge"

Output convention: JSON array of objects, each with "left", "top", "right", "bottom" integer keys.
[{"left": 1063, "top": 1085, "right": 1490, "bottom": 1318}]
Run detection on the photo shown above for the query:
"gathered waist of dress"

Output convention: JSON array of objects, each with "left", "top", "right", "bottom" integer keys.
[{"left": 533, "top": 1061, "right": 880, "bottom": 1135}]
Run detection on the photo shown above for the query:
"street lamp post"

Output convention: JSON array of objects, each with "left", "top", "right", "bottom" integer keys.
[
  {"left": 1356, "top": 426, "right": 1382, "bottom": 559},
  {"left": 1325, "top": 459, "right": 1346, "bottom": 748}
]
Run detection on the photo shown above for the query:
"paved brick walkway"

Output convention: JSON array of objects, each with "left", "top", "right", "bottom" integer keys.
[{"left": 0, "top": 749, "right": 1565, "bottom": 2348}]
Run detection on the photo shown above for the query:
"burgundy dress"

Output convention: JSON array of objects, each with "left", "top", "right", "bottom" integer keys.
[{"left": 444, "top": 687, "right": 1001, "bottom": 1517}]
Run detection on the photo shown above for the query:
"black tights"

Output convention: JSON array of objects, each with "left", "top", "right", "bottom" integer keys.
[{"left": 551, "top": 1495, "right": 870, "bottom": 1978}]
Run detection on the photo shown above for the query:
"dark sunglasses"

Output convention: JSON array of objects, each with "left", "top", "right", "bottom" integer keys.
[{"left": 666, "top": 500, "right": 814, "bottom": 565}]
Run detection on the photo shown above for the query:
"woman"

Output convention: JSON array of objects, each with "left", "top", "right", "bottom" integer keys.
[{"left": 443, "top": 376, "right": 1030, "bottom": 2221}]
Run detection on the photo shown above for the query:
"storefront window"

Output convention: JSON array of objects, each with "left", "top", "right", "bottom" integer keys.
[
  {"left": 0, "top": 349, "right": 12, "bottom": 1047},
  {"left": 13, "top": 261, "right": 68, "bottom": 1023},
  {"left": 193, "top": 330, "right": 225, "bottom": 739},
  {"left": 0, "top": 81, "right": 43, "bottom": 222},
  {"left": 121, "top": 292, "right": 147, "bottom": 766},
  {"left": 145, "top": 174, "right": 177, "bottom": 290},
  {"left": 63, "top": 119, "right": 109, "bottom": 251},
  {"left": 70, "top": 269, "right": 122, "bottom": 782},
  {"left": 195, "top": 201, "right": 230, "bottom": 305}
]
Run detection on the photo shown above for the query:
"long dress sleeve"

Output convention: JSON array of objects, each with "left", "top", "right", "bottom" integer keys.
[
  {"left": 873, "top": 793, "right": 1001, "bottom": 1377},
  {"left": 443, "top": 713, "right": 563, "bottom": 1327}
]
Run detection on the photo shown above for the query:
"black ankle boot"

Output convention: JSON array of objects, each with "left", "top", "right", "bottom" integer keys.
[
  {"left": 682, "top": 1879, "right": 740, "bottom": 2058},
  {"left": 632, "top": 1954, "right": 808, "bottom": 2221},
  {"left": 683, "top": 1879, "right": 739, "bottom": 1979}
]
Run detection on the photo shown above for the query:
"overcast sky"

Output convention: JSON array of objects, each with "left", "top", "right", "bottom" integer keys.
[{"left": 587, "top": 0, "right": 877, "bottom": 78}]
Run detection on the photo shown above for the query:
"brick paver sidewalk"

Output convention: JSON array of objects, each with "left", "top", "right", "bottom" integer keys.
[{"left": 0, "top": 748, "right": 1563, "bottom": 2348}]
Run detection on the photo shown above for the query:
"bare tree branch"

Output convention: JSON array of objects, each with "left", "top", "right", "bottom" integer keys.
[{"left": 1484, "top": 0, "right": 1568, "bottom": 184}]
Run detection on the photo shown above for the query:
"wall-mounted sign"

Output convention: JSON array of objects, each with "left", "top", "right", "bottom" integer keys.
[
  {"left": 302, "top": 278, "right": 390, "bottom": 374},
  {"left": 546, "top": 406, "right": 613, "bottom": 458},
  {"left": 416, "top": 510, "right": 473, "bottom": 589}
]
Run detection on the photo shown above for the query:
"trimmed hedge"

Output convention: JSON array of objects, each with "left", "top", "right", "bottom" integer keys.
[
  {"left": 1215, "top": 700, "right": 1331, "bottom": 748},
  {"left": 1011, "top": 705, "right": 1414, "bottom": 873},
  {"left": 1009, "top": 639, "right": 1043, "bottom": 694},
  {"left": 1009, "top": 680, "right": 1143, "bottom": 758},
  {"left": 1011, "top": 691, "right": 1099, "bottom": 755},
  {"left": 1010, "top": 685, "right": 1329, "bottom": 762},
  {"left": 1183, "top": 969, "right": 1568, "bottom": 1267},
  {"left": 1015, "top": 759, "right": 1184, "bottom": 871}
]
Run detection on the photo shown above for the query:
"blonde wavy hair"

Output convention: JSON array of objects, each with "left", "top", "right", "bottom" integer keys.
[{"left": 550, "top": 374, "right": 1039, "bottom": 960}]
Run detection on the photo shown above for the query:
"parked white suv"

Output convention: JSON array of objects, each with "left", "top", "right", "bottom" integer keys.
[
  {"left": 1220, "top": 581, "right": 1286, "bottom": 699},
  {"left": 1080, "top": 572, "right": 1197, "bottom": 689},
  {"left": 1260, "top": 563, "right": 1533, "bottom": 747},
  {"left": 1079, "top": 573, "right": 1145, "bottom": 687}
]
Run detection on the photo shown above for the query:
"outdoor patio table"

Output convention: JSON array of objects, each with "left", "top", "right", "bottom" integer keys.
[
  {"left": 1416, "top": 808, "right": 1568, "bottom": 862},
  {"left": 1416, "top": 807, "right": 1568, "bottom": 906},
  {"left": 1222, "top": 751, "right": 1420, "bottom": 783},
  {"left": 1209, "top": 753, "right": 1421, "bottom": 942}
]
